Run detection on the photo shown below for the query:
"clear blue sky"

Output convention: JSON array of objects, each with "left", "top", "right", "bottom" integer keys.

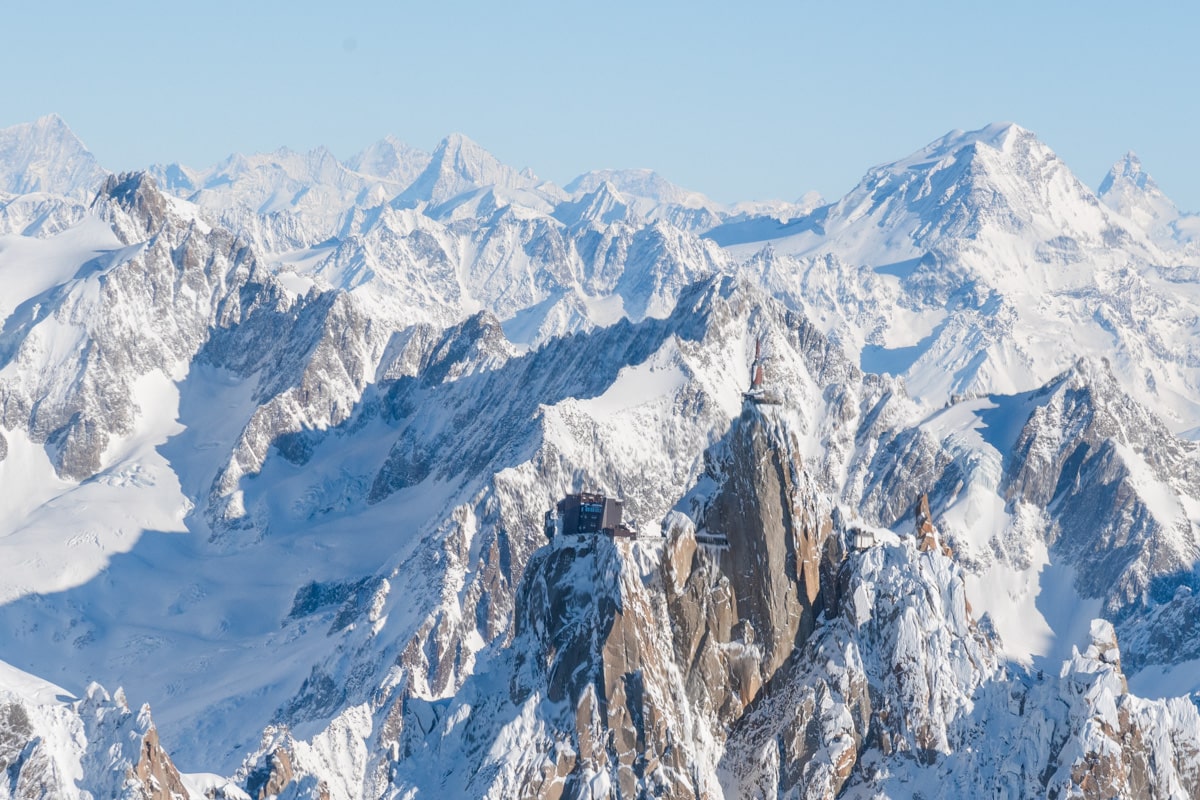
[{"left": 4, "top": 1, "right": 1197, "bottom": 208}]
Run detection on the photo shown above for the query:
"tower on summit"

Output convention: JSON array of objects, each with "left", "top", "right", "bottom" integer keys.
[{"left": 743, "top": 335, "right": 781, "bottom": 406}]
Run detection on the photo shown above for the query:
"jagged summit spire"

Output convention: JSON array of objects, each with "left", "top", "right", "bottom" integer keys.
[
  {"left": 1095, "top": 150, "right": 1183, "bottom": 238},
  {"left": 743, "top": 334, "right": 780, "bottom": 405},
  {"left": 550, "top": 178, "right": 631, "bottom": 227},
  {"left": 750, "top": 337, "right": 764, "bottom": 389}
]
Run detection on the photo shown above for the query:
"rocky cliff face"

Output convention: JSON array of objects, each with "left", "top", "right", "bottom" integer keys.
[
  {"left": 357, "top": 407, "right": 845, "bottom": 798},
  {"left": 1046, "top": 621, "right": 1200, "bottom": 800},
  {"left": 506, "top": 535, "right": 695, "bottom": 798},
  {"left": 0, "top": 172, "right": 272, "bottom": 480},
  {"left": 1007, "top": 358, "right": 1200, "bottom": 613},
  {"left": 664, "top": 405, "right": 838, "bottom": 725},
  {"left": 365, "top": 533, "right": 693, "bottom": 799},
  {"left": 721, "top": 527, "right": 995, "bottom": 798}
]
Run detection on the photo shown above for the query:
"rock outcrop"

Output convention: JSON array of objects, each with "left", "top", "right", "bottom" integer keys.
[
  {"left": 1046, "top": 621, "right": 1200, "bottom": 800},
  {"left": 664, "top": 404, "right": 838, "bottom": 724},
  {"left": 721, "top": 529, "right": 996, "bottom": 798},
  {"left": 385, "top": 533, "right": 699, "bottom": 799}
]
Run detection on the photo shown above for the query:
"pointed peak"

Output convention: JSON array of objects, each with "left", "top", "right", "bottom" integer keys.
[
  {"left": 398, "top": 132, "right": 530, "bottom": 207},
  {"left": 589, "top": 179, "right": 625, "bottom": 201},
  {"left": 1049, "top": 356, "right": 1120, "bottom": 396},
  {"left": 96, "top": 170, "right": 165, "bottom": 209},
  {"left": 567, "top": 178, "right": 626, "bottom": 207},
  {"left": 1117, "top": 150, "right": 1144, "bottom": 173},
  {"left": 93, "top": 171, "right": 188, "bottom": 243},
  {"left": 864, "top": 121, "right": 1065, "bottom": 199},
  {"left": 918, "top": 121, "right": 1035, "bottom": 163},
  {"left": 426, "top": 132, "right": 502, "bottom": 172},
  {"left": 552, "top": 180, "right": 631, "bottom": 227},
  {"left": 0, "top": 113, "right": 87, "bottom": 146},
  {"left": 980, "top": 120, "right": 1027, "bottom": 141},
  {"left": 435, "top": 131, "right": 487, "bottom": 156},
  {"left": 0, "top": 113, "right": 79, "bottom": 148},
  {"left": 1099, "top": 151, "right": 1156, "bottom": 195},
  {"left": 0, "top": 114, "right": 106, "bottom": 196},
  {"left": 31, "top": 112, "right": 70, "bottom": 131}
]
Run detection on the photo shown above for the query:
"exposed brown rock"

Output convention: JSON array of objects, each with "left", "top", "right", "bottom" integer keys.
[
  {"left": 915, "top": 493, "right": 940, "bottom": 553},
  {"left": 665, "top": 408, "right": 838, "bottom": 726},
  {"left": 502, "top": 535, "right": 697, "bottom": 798},
  {"left": 249, "top": 747, "right": 295, "bottom": 800},
  {"left": 130, "top": 724, "right": 191, "bottom": 800}
]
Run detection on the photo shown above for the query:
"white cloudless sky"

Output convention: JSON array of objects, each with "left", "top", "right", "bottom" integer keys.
[{"left": 3, "top": 0, "right": 1197, "bottom": 208}]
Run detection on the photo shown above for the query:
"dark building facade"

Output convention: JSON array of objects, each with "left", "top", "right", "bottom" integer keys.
[{"left": 545, "top": 492, "right": 634, "bottom": 538}]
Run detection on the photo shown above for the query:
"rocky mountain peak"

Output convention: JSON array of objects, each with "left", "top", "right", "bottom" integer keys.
[
  {"left": 93, "top": 171, "right": 172, "bottom": 242},
  {"left": 897, "top": 121, "right": 1027, "bottom": 169},
  {"left": 845, "top": 121, "right": 1090, "bottom": 244},
  {"left": 710, "top": 125, "right": 1074, "bottom": 256},
  {"left": 551, "top": 179, "right": 631, "bottom": 227},
  {"left": 0, "top": 676, "right": 193, "bottom": 799},
  {"left": 664, "top": 406, "right": 839, "bottom": 722},
  {"left": 1096, "top": 151, "right": 1186, "bottom": 245}
]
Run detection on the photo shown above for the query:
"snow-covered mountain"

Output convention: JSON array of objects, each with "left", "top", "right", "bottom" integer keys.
[
  {"left": 0, "top": 115, "right": 103, "bottom": 240},
  {"left": 1, "top": 115, "right": 1199, "bottom": 798},
  {"left": 0, "top": 114, "right": 106, "bottom": 199},
  {"left": 394, "top": 132, "right": 544, "bottom": 212},
  {"left": 1098, "top": 151, "right": 1200, "bottom": 256},
  {"left": 345, "top": 135, "right": 432, "bottom": 190},
  {"left": 717, "top": 123, "right": 1200, "bottom": 437},
  {"left": 147, "top": 140, "right": 432, "bottom": 252}
]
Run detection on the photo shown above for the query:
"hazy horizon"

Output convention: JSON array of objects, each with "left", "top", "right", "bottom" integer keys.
[{"left": 4, "top": 1, "right": 1197, "bottom": 208}]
